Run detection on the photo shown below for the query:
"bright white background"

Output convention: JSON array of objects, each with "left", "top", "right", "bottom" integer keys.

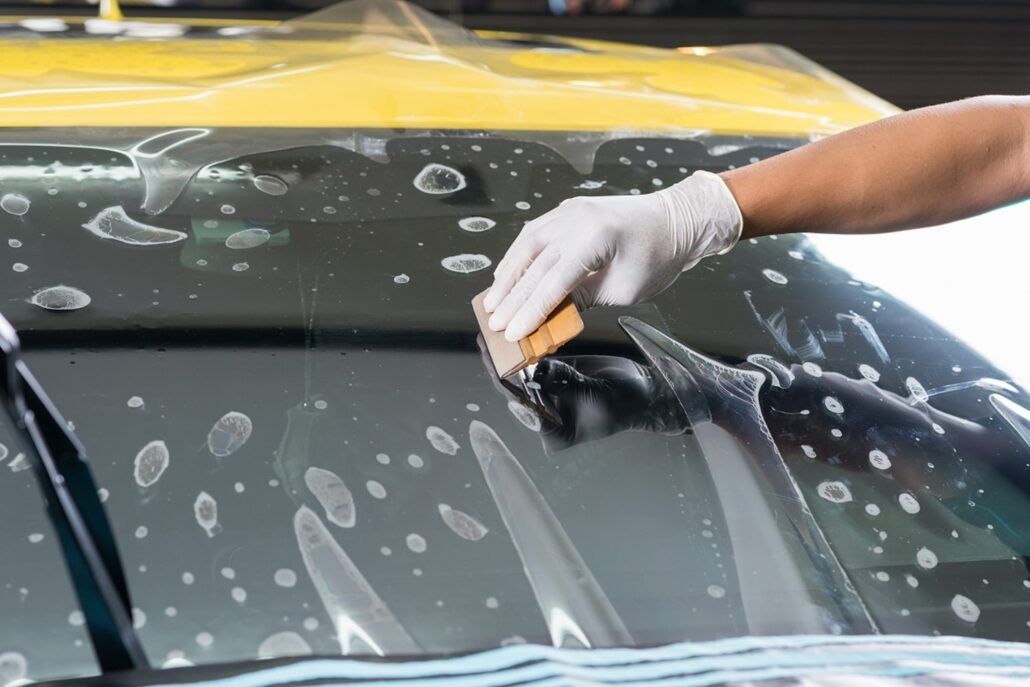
[{"left": 809, "top": 199, "right": 1030, "bottom": 390}]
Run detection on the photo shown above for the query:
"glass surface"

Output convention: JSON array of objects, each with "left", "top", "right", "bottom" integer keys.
[
  {"left": 0, "top": 418, "right": 100, "bottom": 682},
  {"left": 0, "top": 129, "right": 1028, "bottom": 676}
]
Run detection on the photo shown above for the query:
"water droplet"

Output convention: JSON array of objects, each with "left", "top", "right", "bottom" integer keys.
[
  {"left": 898, "top": 492, "right": 920, "bottom": 514},
  {"left": 916, "top": 546, "right": 938, "bottom": 569},
  {"left": 864, "top": 503, "right": 880, "bottom": 516},
  {"left": 258, "top": 631, "right": 311, "bottom": 659},
  {"left": 27, "top": 533, "right": 44, "bottom": 543},
  {"left": 868, "top": 449, "right": 892, "bottom": 470},
  {"left": 68, "top": 610, "right": 85, "bottom": 626},
  {"left": 800, "top": 444, "right": 817, "bottom": 459},
  {"left": 234, "top": 482, "right": 245, "bottom": 493},
  {"left": 858, "top": 364, "right": 880, "bottom": 382},
  {"left": 134, "top": 440, "right": 169, "bottom": 487},
  {"left": 875, "top": 571, "right": 890, "bottom": 582},
  {"left": 906, "top": 376, "right": 929, "bottom": 403},
  {"left": 458, "top": 216, "right": 496, "bottom": 233},
  {"left": 393, "top": 273, "right": 410, "bottom": 284},
  {"left": 303, "top": 617, "right": 319, "bottom": 631},
  {"left": 413, "top": 163, "right": 466, "bottom": 194},
  {"left": 515, "top": 201, "right": 531, "bottom": 210},
  {"left": 406, "top": 533, "right": 427, "bottom": 553},
  {"left": 408, "top": 454, "right": 424, "bottom": 468},
  {"left": 802, "top": 361, "right": 822, "bottom": 377},
  {"left": 274, "top": 568, "right": 297, "bottom": 588},
  {"left": 951, "top": 594, "right": 980, "bottom": 623},
  {"left": 82, "top": 206, "right": 186, "bottom": 245},
  {"left": 11, "top": 263, "right": 27, "bottom": 272},
  {"left": 485, "top": 596, "right": 499, "bottom": 609},
  {"left": 932, "top": 422, "right": 945, "bottom": 435},
  {"left": 195, "top": 631, "right": 214, "bottom": 648},
  {"left": 127, "top": 396, "right": 144, "bottom": 408},
  {"left": 225, "top": 227, "right": 270, "bottom": 249},
  {"left": 466, "top": 403, "right": 480, "bottom": 412},
  {"left": 313, "top": 399, "right": 328, "bottom": 410},
  {"left": 438, "top": 503, "right": 489, "bottom": 541},
  {"left": 193, "top": 491, "right": 220, "bottom": 537},
  {"left": 231, "top": 586, "right": 247, "bottom": 603},
  {"left": 423, "top": 426, "right": 464, "bottom": 457},
  {"left": 253, "top": 174, "right": 288, "bottom": 196},
  {"left": 304, "top": 467, "right": 355, "bottom": 528},
  {"left": 135, "top": 525, "right": 148, "bottom": 539},
  {"left": 207, "top": 411, "right": 252, "bottom": 457},
  {"left": 98, "top": 487, "right": 109, "bottom": 502},
  {"left": 29, "top": 285, "right": 91, "bottom": 311},
  {"left": 817, "top": 480, "right": 853, "bottom": 504},
  {"left": 762, "top": 269, "right": 788, "bottom": 285},
  {"left": 441, "top": 253, "right": 491, "bottom": 274},
  {"left": 366, "top": 480, "right": 387, "bottom": 499},
  {"left": 507, "top": 400, "right": 542, "bottom": 431},
  {"left": 221, "top": 567, "right": 236, "bottom": 580},
  {"left": 707, "top": 584, "right": 726, "bottom": 599},
  {"left": 0, "top": 651, "right": 27, "bottom": 686},
  {"left": 375, "top": 453, "right": 390, "bottom": 465},
  {"left": 1, "top": 193, "right": 30, "bottom": 216},
  {"left": 232, "top": 262, "right": 250, "bottom": 272},
  {"left": 823, "top": 396, "right": 844, "bottom": 414},
  {"left": 182, "top": 572, "right": 195, "bottom": 585},
  {"left": 905, "top": 574, "right": 919, "bottom": 588},
  {"left": 8, "top": 239, "right": 22, "bottom": 248},
  {"left": 220, "top": 204, "right": 236, "bottom": 215}
]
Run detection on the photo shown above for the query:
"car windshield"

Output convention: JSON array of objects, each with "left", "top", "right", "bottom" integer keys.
[{"left": 1, "top": 126, "right": 1029, "bottom": 681}]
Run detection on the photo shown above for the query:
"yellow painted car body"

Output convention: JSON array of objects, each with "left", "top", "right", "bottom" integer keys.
[{"left": 0, "top": 0, "right": 897, "bottom": 135}]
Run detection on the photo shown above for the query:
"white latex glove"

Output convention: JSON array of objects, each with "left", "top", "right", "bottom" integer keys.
[{"left": 484, "top": 170, "right": 743, "bottom": 341}]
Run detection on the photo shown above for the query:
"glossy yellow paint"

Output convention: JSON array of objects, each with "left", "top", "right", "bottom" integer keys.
[{"left": 0, "top": 4, "right": 898, "bottom": 135}]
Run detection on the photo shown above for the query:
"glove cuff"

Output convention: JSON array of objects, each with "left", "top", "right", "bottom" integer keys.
[
  {"left": 691, "top": 170, "right": 744, "bottom": 256},
  {"left": 656, "top": 170, "right": 744, "bottom": 272}
]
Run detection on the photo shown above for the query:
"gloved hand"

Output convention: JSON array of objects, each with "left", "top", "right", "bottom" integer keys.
[{"left": 484, "top": 170, "right": 743, "bottom": 342}]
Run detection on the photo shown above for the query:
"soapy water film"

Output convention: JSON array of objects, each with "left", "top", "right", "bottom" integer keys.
[{"left": 2, "top": 127, "right": 1030, "bottom": 677}]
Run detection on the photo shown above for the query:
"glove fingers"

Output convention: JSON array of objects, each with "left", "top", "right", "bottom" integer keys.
[
  {"left": 485, "top": 211, "right": 563, "bottom": 311},
  {"left": 484, "top": 230, "right": 546, "bottom": 314},
  {"left": 488, "top": 246, "right": 560, "bottom": 332},
  {"left": 503, "top": 253, "right": 595, "bottom": 342}
]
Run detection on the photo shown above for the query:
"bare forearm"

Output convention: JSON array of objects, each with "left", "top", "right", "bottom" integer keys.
[{"left": 722, "top": 96, "right": 1030, "bottom": 239}]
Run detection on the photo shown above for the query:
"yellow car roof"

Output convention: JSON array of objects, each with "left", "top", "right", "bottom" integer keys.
[{"left": 0, "top": 0, "right": 897, "bottom": 135}]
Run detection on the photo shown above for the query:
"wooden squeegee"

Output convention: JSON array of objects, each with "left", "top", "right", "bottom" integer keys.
[{"left": 471, "top": 289, "right": 584, "bottom": 378}]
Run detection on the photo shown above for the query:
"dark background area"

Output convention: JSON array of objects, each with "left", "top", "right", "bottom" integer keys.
[{"left": 2, "top": 0, "right": 1029, "bottom": 110}]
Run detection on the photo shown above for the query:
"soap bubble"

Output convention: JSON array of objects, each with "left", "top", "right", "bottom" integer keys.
[
  {"left": 253, "top": 174, "right": 288, "bottom": 196},
  {"left": 1, "top": 193, "right": 30, "bottom": 216},
  {"left": 441, "top": 254, "right": 491, "bottom": 274},
  {"left": 458, "top": 217, "right": 496, "bottom": 233},
  {"left": 413, "top": 163, "right": 466, "bottom": 194},
  {"left": 225, "top": 228, "right": 270, "bottom": 249},
  {"left": 29, "top": 285, "right": 91, "bottom": 311},
  {"left": 207, "top": 411, "right": 252, "bottom": 457}
]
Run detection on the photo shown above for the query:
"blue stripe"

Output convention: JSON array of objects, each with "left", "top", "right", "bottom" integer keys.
[{"left": 150, "top": 635, "right": 1030, "bottom": 687}]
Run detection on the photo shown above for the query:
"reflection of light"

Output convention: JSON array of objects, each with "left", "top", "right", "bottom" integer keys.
[
  {"left": 18, "top": 18, "right": 68, "bottom": 32},
  {"left": 809, "top": 199, "right": 1030, "bottom": 389},
  {"left": 129, "top": 128, "right": 210, "bottom": 158},
  {"left": 548, "top": 606, "right": 591, "bottom": 649},
  {"left": 0, "top": 65, "right": 325, "bottom": 113},
  {"left": 335, "top": 613, "right": 384, "bottom": 657},
  {"left": 677, "top": 46, "right": 717, "bottom": 56}
]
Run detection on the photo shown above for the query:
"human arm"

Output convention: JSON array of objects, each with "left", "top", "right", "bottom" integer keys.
[{"left": 485, "top": 96, "right": 1030, "bottom": 342}]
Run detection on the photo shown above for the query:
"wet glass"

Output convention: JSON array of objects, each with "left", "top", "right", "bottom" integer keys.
[{"left": 1, "top": 129, "right": 1028, "bottom": 676}]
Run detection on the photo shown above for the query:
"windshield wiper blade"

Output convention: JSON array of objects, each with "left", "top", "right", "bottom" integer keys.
[{"left": 0, "top": 314, "right": 148, "bottom": 672}]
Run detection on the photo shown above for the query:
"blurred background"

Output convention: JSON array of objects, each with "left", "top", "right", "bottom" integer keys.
[{"left": 1, "top": 0, "right": 1028, "bottom": 110}]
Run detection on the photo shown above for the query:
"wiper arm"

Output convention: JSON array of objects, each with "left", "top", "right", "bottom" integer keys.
[{"left": 0, "top": 314, "right": 148, "bottom": 672}]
